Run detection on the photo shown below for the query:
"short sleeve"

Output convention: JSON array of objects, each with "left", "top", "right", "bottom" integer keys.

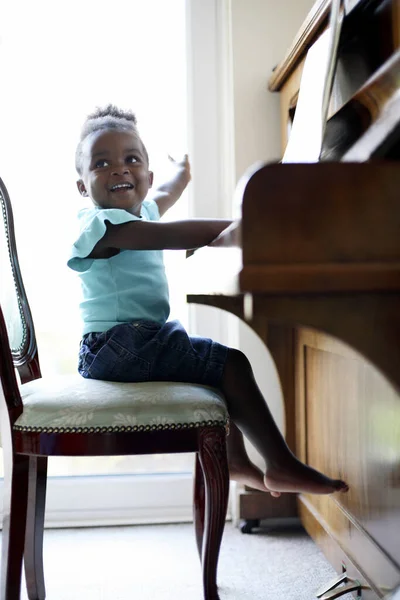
[
  {"left": 142, "top": 199, "right": 160, "bottom": 221},
  {"left": 67, "top": 208, "right": 141, "bottom": 273}
]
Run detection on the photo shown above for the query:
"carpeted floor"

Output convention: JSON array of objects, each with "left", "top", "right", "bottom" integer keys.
[{"left": 15, "top": 521, "right": 354, "bottom": 599}]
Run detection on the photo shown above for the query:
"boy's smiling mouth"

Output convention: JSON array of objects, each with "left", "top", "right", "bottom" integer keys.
[{"left": 109, "top": 182, "right": 134, "bottom": 192}]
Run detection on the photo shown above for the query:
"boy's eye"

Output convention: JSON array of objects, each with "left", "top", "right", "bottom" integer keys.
[
  {"left": 126, "top": 155, "right": 139, "bottom": 164},
  {"left": 94, "top": 159, "right": 109, "bottom": 168}
]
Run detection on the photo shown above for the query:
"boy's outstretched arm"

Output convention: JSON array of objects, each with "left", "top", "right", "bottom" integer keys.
[
  {"left": 88, "top": 219, "right": 235, "bottom": 258},
  {"left": 153, "top": 155, "right": 191, "bottom": 217}
]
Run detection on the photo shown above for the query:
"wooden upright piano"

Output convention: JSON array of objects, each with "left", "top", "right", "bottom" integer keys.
[{"left": 187, "top": 0, "right": 400, "bottom": 598}]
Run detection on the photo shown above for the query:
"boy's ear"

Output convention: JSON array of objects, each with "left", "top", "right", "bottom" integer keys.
[
  {"left": 148, "top": 171, "right": 154, "bottom": 188},
  {"left": 77, "top": 180, "right": 88, "bottom": 197}
]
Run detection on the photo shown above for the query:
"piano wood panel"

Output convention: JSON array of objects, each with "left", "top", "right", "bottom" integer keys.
[
  {"left": 296, "top": 328, "right": 400, "bottom": 597},
  {"left": 241, "top": 163, "right": 400, "bottom": 267}
]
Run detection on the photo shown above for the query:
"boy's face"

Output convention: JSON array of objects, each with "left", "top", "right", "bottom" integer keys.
[{"left": 77, "top": 129, "right": 153, "bottom": 216}]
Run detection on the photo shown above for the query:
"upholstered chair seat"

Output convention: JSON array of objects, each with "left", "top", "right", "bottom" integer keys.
[{"left": 16, "top": 377, "right": 228, "bottom": 435}]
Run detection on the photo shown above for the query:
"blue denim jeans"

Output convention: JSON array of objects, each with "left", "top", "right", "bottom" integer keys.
[{"left": 78, "top": 319, "right": 228, "bottom": 388}]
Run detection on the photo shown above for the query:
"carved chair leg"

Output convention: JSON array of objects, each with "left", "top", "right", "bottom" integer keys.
[
  {"left": 193, "top": 453, "right": 205, "bottom": 561},
  {"left": 24, "top": 457, "right": 48, "bottom": 600},
  {"left": 1, "top": 454, "right": 30, "bottom": 600},
  {"left": 198, "top": 427, "right": 229, "bottom": 600}
]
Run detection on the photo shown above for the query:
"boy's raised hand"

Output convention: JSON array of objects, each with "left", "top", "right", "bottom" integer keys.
[
  {"left": 168, "top": 153, "right": 191, "bottom": 187},
  {"left": 154, "top": 154, "right": 192, "bottom": 217}
]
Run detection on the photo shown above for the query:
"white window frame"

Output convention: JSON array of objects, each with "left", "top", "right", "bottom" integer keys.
[
  {"left": 186, "top": 0, "right": 239, "bottom": 350},
  {"left": 0, "top": 0, "right": 236, "bottom": 528}
]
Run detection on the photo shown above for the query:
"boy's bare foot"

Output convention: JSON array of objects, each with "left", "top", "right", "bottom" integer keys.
[
  {"left": 264, "top": 459, "right": 349, "bottom": 495},
  {"left": 229, "top": 459, "right": 281, "bottom": 497}
]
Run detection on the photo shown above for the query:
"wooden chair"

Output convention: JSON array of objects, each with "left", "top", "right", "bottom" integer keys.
[{"left": 0, "top": 177, "right": 230, "bottom": 600}]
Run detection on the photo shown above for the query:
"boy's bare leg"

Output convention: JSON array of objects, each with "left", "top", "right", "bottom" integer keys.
[
  {"left": 226, "top": 422, "right": 281, "bottom": 497},
  {"left": 221, "top": 349, "right": 349, "bottom": 495}
]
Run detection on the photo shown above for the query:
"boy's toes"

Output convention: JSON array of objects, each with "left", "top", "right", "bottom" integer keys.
[{"left": 335, "top": 480, "right": 349, "bottom": 492}]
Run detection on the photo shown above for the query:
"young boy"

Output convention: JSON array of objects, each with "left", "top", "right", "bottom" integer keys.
[{"left": 68, "top": 104, "right": 348, "bottom": 496}]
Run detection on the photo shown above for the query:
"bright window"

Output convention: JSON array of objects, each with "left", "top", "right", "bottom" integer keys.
[{"left": 0, "top": 0, "right": 191, "bottom": 478}]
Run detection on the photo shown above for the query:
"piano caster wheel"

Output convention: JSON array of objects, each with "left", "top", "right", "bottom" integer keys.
[{"left": 240, "top": 519, "right": 260, "bottom": 534}]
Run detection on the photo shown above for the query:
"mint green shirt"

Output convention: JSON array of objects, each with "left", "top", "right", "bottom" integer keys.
[{"left": 68, "top": 200, "right": 170, "bottom": 334}]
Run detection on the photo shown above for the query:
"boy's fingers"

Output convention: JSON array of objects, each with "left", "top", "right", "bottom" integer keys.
[{"left": 168, "top": 154, "right": 189, "bottom": 164}]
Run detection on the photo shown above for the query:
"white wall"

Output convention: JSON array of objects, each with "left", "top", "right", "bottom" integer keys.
[
  {"left": 232, "top": 0, "right": 315, "bottom": 173},
  {"left": 230, "top": 0, "right": 315, "bottom": 463}
]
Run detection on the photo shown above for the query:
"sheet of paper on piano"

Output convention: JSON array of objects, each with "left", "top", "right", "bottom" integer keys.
[{"left": 282, "top": 3, "right": 344, "bottom": 164}]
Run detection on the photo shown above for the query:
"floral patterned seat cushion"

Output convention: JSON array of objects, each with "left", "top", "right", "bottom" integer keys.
[{"left": 14, "top": 375, "right": 229, "bottom": 434}]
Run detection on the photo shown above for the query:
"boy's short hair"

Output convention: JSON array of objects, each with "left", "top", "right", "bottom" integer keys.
[{"left": 75, "top": 104, "right": 149, "bottom": 175}]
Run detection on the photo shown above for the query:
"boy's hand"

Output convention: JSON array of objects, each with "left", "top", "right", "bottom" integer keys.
[
  {"left": 208, "top": 220, "right": 242, "bottom": 247},
  {"left": 168, "top": 154, "right": 191, "bottom": 187},
  {"left": 154, "top": 154, "right": 192, "bottom": 217}
]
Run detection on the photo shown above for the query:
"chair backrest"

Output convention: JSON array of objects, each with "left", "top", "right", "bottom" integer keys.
[
  {"left": 0, "top": 178, "right": 41, "bottom": 385},
  {"left": 0, "top": 301, "right": 23, "bottom": 420}
]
